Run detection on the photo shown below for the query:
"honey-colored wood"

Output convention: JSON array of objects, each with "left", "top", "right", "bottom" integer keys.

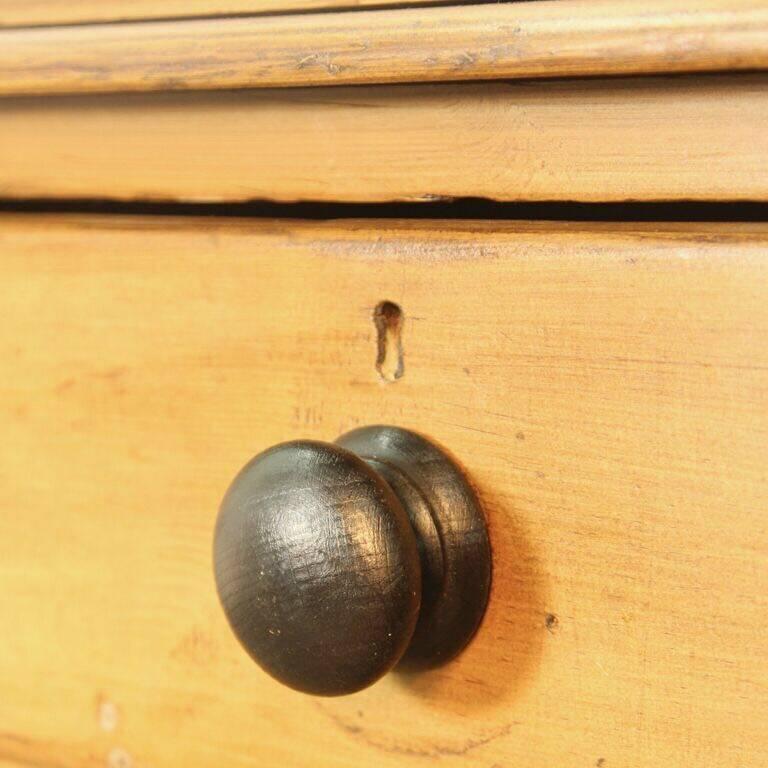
[
  {"left": 0, "top": 215, "right": 766, "bottom": 768},
  {"left": 0, "top": 0, "right": 766, "bottom": 96},
  {"left": 0, "top": 0, "right": 446, "bottom": 27},
  {"left": 1, "top": 75, "right": 766, "bottom": 204}
]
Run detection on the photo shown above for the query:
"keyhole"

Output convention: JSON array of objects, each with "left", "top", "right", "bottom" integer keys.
[{"left": 374, "top": 301, "right": 404, "bottom": 382}]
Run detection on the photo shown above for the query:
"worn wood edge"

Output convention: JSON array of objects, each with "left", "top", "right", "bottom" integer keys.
[
  {"left": 2, "top": 213, "right": 768, "bottom": 240},
  {"left": 0, "top": 0, "right": 462, "bottom": 27},
  {"left": 0, "top": 76, "right": 766, "bottom": 204},
  {"left": 0, "top": 0, "right": 766, "bottom": 95}
]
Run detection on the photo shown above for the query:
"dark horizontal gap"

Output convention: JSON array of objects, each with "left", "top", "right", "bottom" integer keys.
[{"left": 1, "top": 197, "right": 768, "bottom": 222}]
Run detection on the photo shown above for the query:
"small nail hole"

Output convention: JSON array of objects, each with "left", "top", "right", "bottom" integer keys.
[{"left": 374, "top": 301, "right": 404, "bottom": 382}]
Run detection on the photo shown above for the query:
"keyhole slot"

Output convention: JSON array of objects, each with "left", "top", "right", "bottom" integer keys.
[{"left": 374, "top": 301, "right": 404, "bottom": 382}]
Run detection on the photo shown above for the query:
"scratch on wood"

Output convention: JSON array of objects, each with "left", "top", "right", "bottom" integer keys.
[
  {"left": 97, "top": 696, "right": 119, "bottom": 732},
  {"left": 453, "top": 51, "right": 477, "bottom": 69},
  {"left": 107, "top": 747, "right": 133, "bottom": 768},
  {"left": 321, "top": 708, "right": 514, "bottom": 758},
  {"left": 296, "top": 52, "right": 349, "bottom": 75},
  {"left": 296, "top": 53, "right": 318, "bottom": 69}
]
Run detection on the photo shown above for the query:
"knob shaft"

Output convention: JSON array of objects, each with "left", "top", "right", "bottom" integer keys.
[{"left": 213, "top": 425, "right": 491, "bottom": 696}]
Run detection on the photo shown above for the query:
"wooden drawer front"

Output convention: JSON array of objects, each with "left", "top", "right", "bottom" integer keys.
[
  {"left": 2, "top": 76, "right": 767, "bottom": 204},
  {"left": 0, "top": 216, "right": 766, "bottom": 768}
]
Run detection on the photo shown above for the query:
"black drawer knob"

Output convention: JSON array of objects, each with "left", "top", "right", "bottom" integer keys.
[{"left": 213, "top": 425, "right": 491, "bottom": 696}]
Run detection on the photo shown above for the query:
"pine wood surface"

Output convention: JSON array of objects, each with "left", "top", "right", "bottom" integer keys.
[
  {"left": 0, "top": 215, "right": 766, "bottom": 768},
  {"left": 0, "top": 0, "right": 766, "bottom": 95},
  {"left": 0, "top": 0, "right": 453, "bottom": 27},
  {"left": 1, "top": 75, "right": 766, "bottom": 204}
]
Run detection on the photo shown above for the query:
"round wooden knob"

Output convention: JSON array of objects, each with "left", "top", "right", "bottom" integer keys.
[{"left": 213, "top": 426, "right": 491, "bottom": 696}]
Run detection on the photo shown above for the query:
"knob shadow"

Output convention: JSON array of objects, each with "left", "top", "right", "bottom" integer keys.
[{"left": 393, "top": 481, "right": 549, "bottom": 716}]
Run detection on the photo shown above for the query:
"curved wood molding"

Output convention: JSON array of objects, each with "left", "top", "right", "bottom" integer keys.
[
  {"left": 0, "top": 0, "right": 455, "bottom": 27},
  {"left": 0, "top": 0, "right": 766, "bottom": 96}
]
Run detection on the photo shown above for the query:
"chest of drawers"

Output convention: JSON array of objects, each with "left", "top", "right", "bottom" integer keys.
[{"left": 0, "top": 3, "right": 766, "bottom": 767}]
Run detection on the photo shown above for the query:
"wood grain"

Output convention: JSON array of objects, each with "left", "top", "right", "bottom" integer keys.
[
  {"left": 0, "top": 215, "right": 766, "bottom": 768},
  {"left": 0, "top": 0, "right": 448, "bottom": 27},
  {"left": 0, "top": 0, "right": 766, "bottom": 95},
  {"left": 1, "top": 75, "right": 766, "bottom": 203}
]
